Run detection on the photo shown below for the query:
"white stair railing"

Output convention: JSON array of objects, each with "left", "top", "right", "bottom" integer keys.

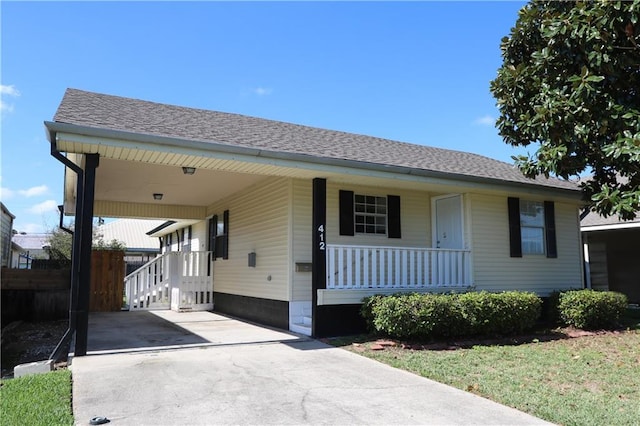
[
  {"left": 326, "top": 244, "right": 472, "bottom": 290},
  {"left": 125, "top": 251, "right": 213, "bottom": 311},
  {"left": 172, "top": 251, "right": 214, "bottom": 310},
  {"left": 125, "top": 253, "right": 171, "bottom": 310}
]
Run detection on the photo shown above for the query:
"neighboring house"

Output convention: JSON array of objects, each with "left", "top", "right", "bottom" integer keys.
[
  {"left": 10, "top": 233, "right": 51, "bottom": 269},
  {"left": 97, "top": 218, "right": 165, "bottom": 274},
  {"left": 46, "top": 88, "right": 584, "bottom": 338},
  {"left": 1, "top": 203, "right": 16, "bottom": 268},
  {"left": 581, "top": 212, "right": 640, "bottom": 304}
]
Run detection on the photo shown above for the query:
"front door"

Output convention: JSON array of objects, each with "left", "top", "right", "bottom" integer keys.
[{"left": 433, "top": 195, "right": 463, "bottom": 249}]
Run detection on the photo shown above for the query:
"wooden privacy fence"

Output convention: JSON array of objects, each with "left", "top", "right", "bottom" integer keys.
[
  {"left": 90, "top": 250, "right": 125, "bottom": 312},
  {"left": 1, "top": 268, "right": 71, "bottom": 322}
]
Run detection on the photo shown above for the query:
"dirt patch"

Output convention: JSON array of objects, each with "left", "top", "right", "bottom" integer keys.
[
  {"left": 325, "top": 326, "right": 631, "bottom": 353},
  {"left": 1, "top": 319, "right": 69, "bottom": 378}
]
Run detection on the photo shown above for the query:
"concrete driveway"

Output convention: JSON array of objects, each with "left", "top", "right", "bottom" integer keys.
[{"left": 71, "top": 311, "right": 550, "bottom": 425}]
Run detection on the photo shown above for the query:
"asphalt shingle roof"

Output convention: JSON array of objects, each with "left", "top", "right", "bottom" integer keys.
[
  {"left": 581, "top": 211, "right": 640, "bottom": 228},
  {"left": 53, "top": 88, "right": 578, "bottom": 191}
]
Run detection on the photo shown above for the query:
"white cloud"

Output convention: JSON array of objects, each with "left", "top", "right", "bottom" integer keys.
[
  {"left": 16, "top": 223, "right": 45, "bottom": 234},
  {"left": 0, "top": 187, "right": 15, "bottom": 200},
  {"left": 18, "top": 185, "right": 49, "bottom": 197},
  {"left": 0, "top": 85, "right": 20, "bottom": 97},
  {"left": 0, "top": 100, "right": 14, "bottom": 113},
  {"left": 473, "top": 115, "right": 495, "bottom": 126},
  {"left": 27, "top": 199, "right": 59, "bottom": 215},
  {"left": 1, "top": 84, "right": 20, "bottom": 113},
  {"left": 253, "top": 87, "right": 273, "bottom": 96}
]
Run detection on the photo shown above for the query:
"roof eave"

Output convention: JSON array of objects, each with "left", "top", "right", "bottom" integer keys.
[{"left": 45, "top": 120, "right": 582, "bottom": 199}]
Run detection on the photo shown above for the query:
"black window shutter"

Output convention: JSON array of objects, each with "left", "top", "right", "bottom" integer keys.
[
  {"left": 387, "top": 195, "right": 401, "bottom": 238},
  {"left": 222, "top": 210, "right": 230, "bottom": 260},
  {"left": 209, "top": 215, "right": 218, "bottom": 255},
  {"left": 508, "top": 197, "right": 522, "bottom": 258},
  {"left": 544, "top": 201, "right": 557, "bottom": 258},
  {"left": 339, "top": 190, "right": 355, "bottom": 236}
]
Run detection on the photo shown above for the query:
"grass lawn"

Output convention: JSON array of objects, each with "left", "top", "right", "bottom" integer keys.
[
  {"left": 329, "top": 322, "right": 640, "bottom": 425},
  {"left": 0, "top": 369, "right": 73, "bottom": 426}
]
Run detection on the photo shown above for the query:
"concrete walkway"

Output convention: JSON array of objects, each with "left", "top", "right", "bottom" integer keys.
[{"left": 71, "top": 311, "right": 551, "bottom": 425}]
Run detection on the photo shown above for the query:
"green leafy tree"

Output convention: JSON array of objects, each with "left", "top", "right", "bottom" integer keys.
[
  {"left": 46, "top": 223, "right": 126, "bottom": 260},
  {"left": 491, "top": 1, "right": 640, "bottom": 219},
  {"left": 45, "top": 227, "right": 73, "bottom": 260}
]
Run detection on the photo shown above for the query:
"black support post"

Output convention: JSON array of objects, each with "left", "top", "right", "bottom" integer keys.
[
  {"left": 74, "top": 154, "right": 99, "bottom": 356},
  {"left": 311, "top": 178, "right": 327, "bottom": 337}
]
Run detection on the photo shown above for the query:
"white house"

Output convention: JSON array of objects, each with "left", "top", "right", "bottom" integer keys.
[
  {"left": 46, "top": 88, "right": 584, "bottom": 341},
  {"left": 10, "top": 233, "right": 51, "bottom": 269}
]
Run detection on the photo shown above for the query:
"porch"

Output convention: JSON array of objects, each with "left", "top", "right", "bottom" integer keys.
[
  {"left": 319, "top": 244, "right": 473, "bottom": 305},
  {"left": 326, "top": 244, "right": 472, "bottom": 290},
  {"left": 125, "top": 244, "right": 473, "bottom": 317}
]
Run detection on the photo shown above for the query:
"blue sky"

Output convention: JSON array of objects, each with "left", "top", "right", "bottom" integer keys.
[{"left": 1, "top": 1, "right": 527, "bottom": 234}]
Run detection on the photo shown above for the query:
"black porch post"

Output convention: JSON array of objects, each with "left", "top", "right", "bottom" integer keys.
[
  {"left": 69, "top": 171, "right": 84, "bottom": 337},
  {"left": 74, "top": 153, "right": 99, "bottom": 357},
  {"left": 311, "top": 178, "right": 326, "bottom": 337}
]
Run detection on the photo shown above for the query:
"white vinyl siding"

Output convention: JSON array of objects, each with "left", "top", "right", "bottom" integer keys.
[
  {"left": 291, "top": 179, "right": 312, "bottom": 302},
  {"left": 191, "top": 220, "right": 207, "bottom": 251},
  {"left": 206, "top": 177, "right": 290, "bottom": 301},
  {"left": 470, "top": 193, "right": 583, "bottom": 294}
]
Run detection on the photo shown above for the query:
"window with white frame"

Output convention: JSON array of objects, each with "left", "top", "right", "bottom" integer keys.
[
  {"left": 519, "top": 200, "right": 545, "bottom": 254},
  {"left": 354, "top": 194, "right": 387, "bottom": 235}
]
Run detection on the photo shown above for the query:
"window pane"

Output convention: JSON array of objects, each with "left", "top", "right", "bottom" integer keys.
[
  {"left": 521, "top": 226, "right": 544, "bottom": 254},
  {"left": 520, "top": 200, "right": 544, "bottom": 226},
  {"left": 354, "top": 193, "right": 387, "bottom": 235}
]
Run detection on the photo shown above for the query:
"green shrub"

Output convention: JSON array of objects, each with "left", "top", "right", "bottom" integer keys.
[
  {"left": 558, "top": 290, "right": 628, "bottom": 330},
  {"left": 362, "top": 291, "right": 542, "bottom": 340},
  {"left": 360, "top": 294, "right": 385, "bottom": 332},
  {"left": 458, "top": 291, "right": 541, "bottom": 335}
]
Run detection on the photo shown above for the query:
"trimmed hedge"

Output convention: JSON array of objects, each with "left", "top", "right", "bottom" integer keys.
[
  {"left": 362, "top": 291, "right": 542, "bottom": 340},
  {"left": 457, "top": 291, "right": 542, "bottom": 335},
  {"left": 558, "top": 289, "right": 628, "bottom": 330}
]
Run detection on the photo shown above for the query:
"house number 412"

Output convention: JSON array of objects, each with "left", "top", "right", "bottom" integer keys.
[{"left": 318, "top": 225, "right": 325, "bottom": 250}]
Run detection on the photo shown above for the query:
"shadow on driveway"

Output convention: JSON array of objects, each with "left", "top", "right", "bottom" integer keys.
[{"left": 85, "top": 310, "right": 308, "bottom": 355}]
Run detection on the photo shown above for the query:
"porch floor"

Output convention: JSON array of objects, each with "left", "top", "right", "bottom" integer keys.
[{"left": 82, "top": 310, "right": 308, "bottom": 355}]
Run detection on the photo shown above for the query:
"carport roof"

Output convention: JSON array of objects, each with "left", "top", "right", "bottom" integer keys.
[{"left": 50, "top": 88, "right": 579, "bottom": 192}]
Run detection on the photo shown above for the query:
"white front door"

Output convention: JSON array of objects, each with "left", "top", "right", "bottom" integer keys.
[{"left": 433, "top": 195, "right": 463, "bottom": 249}]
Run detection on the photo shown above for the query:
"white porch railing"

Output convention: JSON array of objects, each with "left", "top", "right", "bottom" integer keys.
[
  {"left": 125, "top": 251, "right": 213, "bottom": 311},
  {"left": 326, "top": 244, "right": 472, "bottom": 290}
]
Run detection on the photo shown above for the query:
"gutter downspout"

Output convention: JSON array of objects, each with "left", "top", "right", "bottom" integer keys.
[{"left": 49, "top": 137, "right": 84, "bottom": 362}]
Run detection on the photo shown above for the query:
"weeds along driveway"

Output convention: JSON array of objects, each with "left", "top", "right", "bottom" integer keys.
[{"left": 71, "top": 311, "right": 550, "bottom": 425}]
